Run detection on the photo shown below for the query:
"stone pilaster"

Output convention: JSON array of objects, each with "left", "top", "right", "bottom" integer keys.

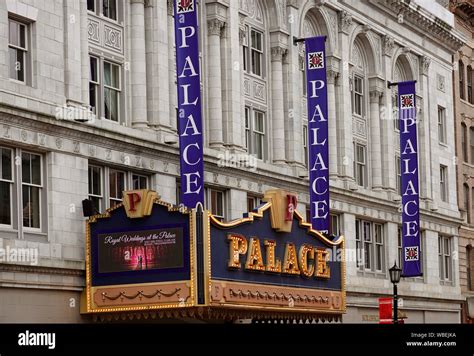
[{"left": 271, "top": 45, "right": 288, "bottom": 164}]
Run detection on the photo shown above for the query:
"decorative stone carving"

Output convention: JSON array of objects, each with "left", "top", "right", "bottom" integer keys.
[
  {"left": 327, "top": 69, "right": 339, "bottom": 85},
  {"left": 167, "top": 0, "right": 173, "bottom": 16},
  {"left": 369, "top": 89, "right": 384, "bottom": 103},
  {"left": 38, "top": 134, "right": 46, "bottom": 146},
  {"left": 421, "top": 56, "right": 431, "bottom": 75},
  {"left": 55, "top": 138, "right": 62, "bottom": 149},
  {"left": 73, "top": 141, "right": 80, "bottom": 153},
  {"left": 87, "top": 19, "right": 100, "bottom": 43},
  {"left": 338, "top": 11, "right": 352, "bottom": 34},
  {"left": 382, "top": 35, "right": 395, "bottom": 57},
  {"left": 3, "top": 125, "right": 10, "bottom": 138},
  {"left": 104, "top": 25, "right": 122, "bottom": 53},
  {"left": 271, "top": 46, "right": 287, "bottom": 62},
  {"left": 21, "top": 130, "right": 27, "bottom": 141},
  {"left": 105, "top": 149, "right": 112, "bottom": 160},
  {"left": 437, "top": 73, "right": 445, "bottom": 92},
  {"left": 207, "top": 19, "right": 226, "bottom": 37}
]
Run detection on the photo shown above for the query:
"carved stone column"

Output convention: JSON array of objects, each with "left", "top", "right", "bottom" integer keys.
[
  {"left": 271, "top": 45, "right": 288, "bottom": 164},
  {"left": 207, "top": 18, "right": 226, "bottom": 148},
  {"left": 131, "top": 0, "right": 148, "bottom": 128}
]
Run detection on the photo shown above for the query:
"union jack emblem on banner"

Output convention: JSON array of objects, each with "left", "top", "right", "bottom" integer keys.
[
  {"left": 176, "top": 0, "right": 194, "bottom": 14},
  {"left": 308, "top": 52, "right": 324, "bottom": 70},
  {"left": 404, "top": 246, "right": 419, "bottom": 261},
  {"left": 400, "top": 94, "right": 414, "bottom": 109}
]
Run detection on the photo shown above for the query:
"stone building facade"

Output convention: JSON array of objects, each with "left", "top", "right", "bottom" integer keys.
[
  {"left": 450, "top": 0, "right": 474, "bottom": 324},
  {"left": 0, "top": 0, "right": 466, "bottom": 322}
]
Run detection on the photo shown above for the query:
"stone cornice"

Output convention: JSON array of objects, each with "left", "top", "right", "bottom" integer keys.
[{"left": 378, "top": 0, "right": 466, "bottom": 53}]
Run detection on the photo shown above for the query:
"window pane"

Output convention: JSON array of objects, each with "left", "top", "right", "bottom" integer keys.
[
  {"left": 89, "top": 166, "right": 101, "bottom": 195},
  {"left": 132, "top": 175, "right": 147, "bottom": 190},
  {"left": 104, "top": 62, "right": 111, "bottom": 86},
  {"left": 22, "top": 185, "right": 40, "bottom": 228},
  {"left": 251, "top": 30, "right": 262, "bottom": 51},
  {"left": 19, "top": 24, "right": 25, "bottom": 48},
  {"left": 1, "top": 148, "right": 12, "bottom": 180},
  {"left": 31, "top": 154, "right": 41, "bottom": 185},
  {"left": 90, "top": 57, "right": 98, "bottom": 82},
  {"left": 89, "top": 83, "right": 97, "bottom": 113},
  {"left": 22, "top": 153, "right": 31, "bottom": 184},
  {"left": 16, "top": 49, "right": 24, "bottom": 82},
  {"left": 91, "top": 196, "right": 101, "bottom": 213},
  {"left": 254, "top": 133, "right": 263, "bottom": 159},
  {"left": 87, "top": 0, "right": 95, "bottom": 11},
  {"left": 0, "top": 181, "right": 11, "bottom": 225},
  {"left": 9, "top": 21, "right": 18, "bottom": 46},
  {"left": 251, "top": 50, "right": 262, "bottom": 76},
  {"left": 111, "top": 64, "right": 119, "bottom": 89},
  {"left": 103, "top": 0, "right": 117, "bottom": 20},
  {"left": 104, "top": 88, "right": 119, "bottom": 121}
]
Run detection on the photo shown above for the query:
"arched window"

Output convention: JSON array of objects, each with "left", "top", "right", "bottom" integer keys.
[
  {"left": 468, "top": 65, "right": 473, "bottom": 104},
  {"left": 462, "top": 123, "right": 468, "bottom": 162},
  {"left": 459, "top": 60, "right": 465, "bottom": 100},
  {"left": 351, "top": 37, "right": 371, "bottom": 188},
  {"left": 241, "top": 0, "right": 268, "bottom": 161}
]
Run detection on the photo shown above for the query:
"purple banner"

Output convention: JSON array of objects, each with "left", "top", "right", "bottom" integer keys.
[
  {"left": 174, "top": 0, "right": 204, "bottom": 209},
  {"left": 398, "top": 81, "right": 422, "bottom": 277},
  {"left": 305, "top": 36, "right": 330, "bottom": 234}
]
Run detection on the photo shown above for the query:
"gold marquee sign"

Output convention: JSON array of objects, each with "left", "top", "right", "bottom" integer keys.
[{"left": 81, "top": 189, "right": 345, "bottom": 321}]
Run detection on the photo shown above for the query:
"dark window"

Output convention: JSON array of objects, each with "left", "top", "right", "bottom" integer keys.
[
  {"left": 21, "top": 152, "right": 42, "bottom": 228},
  {"left": 459, "top": 61, "right": 465, "bottom": 100},
  {"left": 103, "top": 0, "right": 117, "bottom": 20},
  {"left": 0, "top": 148, "right": 13, "bottom": 225}
]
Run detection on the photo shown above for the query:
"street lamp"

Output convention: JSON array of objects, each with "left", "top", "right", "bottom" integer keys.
[{"left": 389, "top": 261, "right": 402, "bottom": 324}]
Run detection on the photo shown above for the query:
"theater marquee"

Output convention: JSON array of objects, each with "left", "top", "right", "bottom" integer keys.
[{"left": 81, "top": 189, "right": 345, "bottom": 321}]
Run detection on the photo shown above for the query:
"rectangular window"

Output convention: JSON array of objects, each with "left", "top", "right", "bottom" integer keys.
[
  {"left": 470, "top": 128, "right": 474, "bottom": 165},
  {"left": 104, "top": 61, "right": 121, "bottom": 122},
  {"left": 0, "top": 148, "right": 13, "bottom": 225},
  {"left": 247, "top": 195, "right": 260, "bottom": 212},
  {"left": 103, "top": 0, "right": 117, "bottom": 21},
  {"left": 89, "top": 56, "right": 99, "bottom": 114},
  {"left": 88, "top": 165, "right": 102, "bottom": 213},
  {"left": 398, "top": 227, "right": 403, "bottom": 268},
  {"left": 330, "top": 214, "right": 340, "bottom": 236},
  {"left": 440, "top": 165, "right": 447, "bottom": 203},
  {"left": 438, "top": 106, "right": 446, "bottom": 144},
  {"left": 242, "top": 25, "right": 249, "bottom": 73},
  {"left": 356, "top": 219, "right": 385, "bottom": 272},
  {"left": 208, "top": 189, "right": 225, "bottom": 220},
  {"left": 393, "top": 91, "right": 400, "bottom": 130},
  {"left": 354, "top": 143, "right": 367, "bottom": 187},
  {"left": 244, "top": 107, "right": 250, "bottom": 151},
  {"left": 8, "top": 18, "right": 28, "bottom": 83},
  {"left": 363, "top": 221, "right": 372, "bottom": 270},
  {"left": 132, "top": 174, "right": 147, "bottom": 190},
  {"left": 468, "top": 66, "right": 473, "bottom": 104},
  {"left": 253, "top": 110, "right": 265, "bottom": 160},
  {"left": 109, "top": 169, "right": 125, "bottom": 208},
  {"left": 459, "top": 61, "right": 465, "bottom": 100},
  {"left": 396, "top": 155, "right": 401, "bottom": 195},
  {"left": 250, "top": 29, "right": 263, "bottom": 77},
  {"left": 21, "top": 152, "right": 42, "bottom": 229},
  {"left": 356, "top": 220, "right": 362, "bottom": 268},
  {"left": 374, "top": 223, "right": 384, "bottom": 272},
  {"left": 300, "top": 56, "right": 307, "bottom": 97},
  {"left": 438, "top": 235, "right": 452, "bottom": 282},
  {"left": 303, "top": 124, "right": 308, "bottom": 167},
  {"left": 352, "top": 75, "right": 364, "bottom": 116},
  {"left": 87, "top": 0, "right": 96, "bottom": 12},
  {"left": 462, "top": 124, "right": 468, "bottom": 162}
]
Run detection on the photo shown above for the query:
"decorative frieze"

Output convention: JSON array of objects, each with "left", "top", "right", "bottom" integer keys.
[{"left": 338, "top": 10, "right": 353, "bottom": 34}]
